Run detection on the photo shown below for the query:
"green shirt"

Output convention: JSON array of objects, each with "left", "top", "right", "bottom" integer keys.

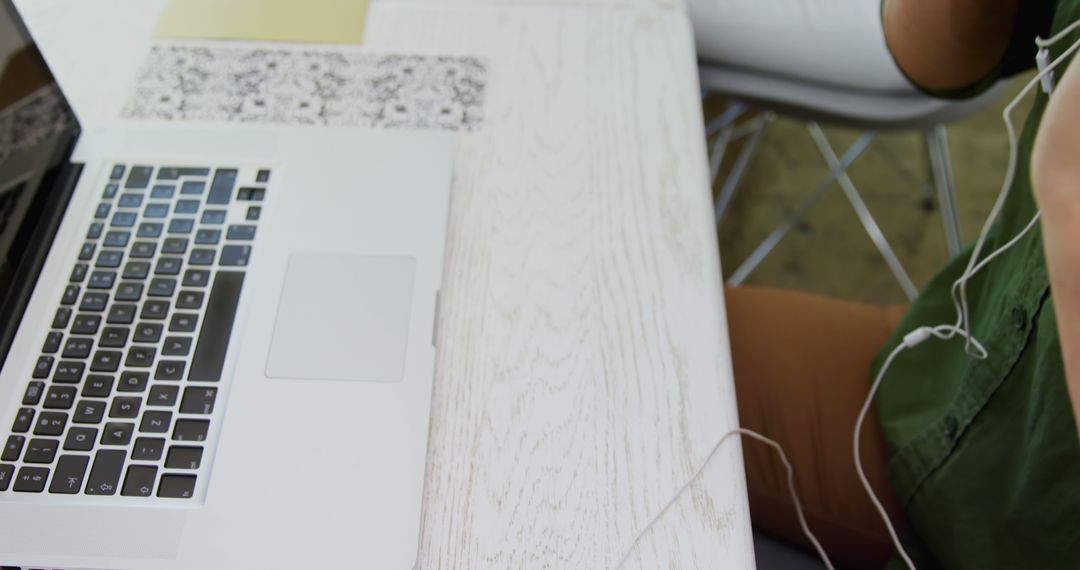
[{"left": 874, "top": 4, "right": 1080, "bottom": 569}]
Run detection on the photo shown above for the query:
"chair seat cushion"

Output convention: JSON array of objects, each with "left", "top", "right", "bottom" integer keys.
[{"left": 688, "top": 0, "right": 915, "bottom": 94}]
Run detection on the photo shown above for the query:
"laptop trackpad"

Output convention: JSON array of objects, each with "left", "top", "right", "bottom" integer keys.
[{"left": 266, "top": 253, "right": 416, "bottom": 382}]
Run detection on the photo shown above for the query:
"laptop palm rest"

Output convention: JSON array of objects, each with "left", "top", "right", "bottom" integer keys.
[{"left": 265, "top": 253, "right": 416, "bottom": 382}]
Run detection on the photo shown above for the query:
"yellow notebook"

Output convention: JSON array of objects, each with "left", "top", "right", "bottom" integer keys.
[{"left": 155, "top": 0, "right": 368, "bottom": 44}]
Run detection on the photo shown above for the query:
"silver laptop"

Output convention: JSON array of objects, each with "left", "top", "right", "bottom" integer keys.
[{"left": 0, "top": 1, "right": 452, "bottom": 567}]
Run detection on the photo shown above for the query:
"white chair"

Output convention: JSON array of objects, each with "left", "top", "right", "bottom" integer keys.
[{"left": 689, "top": 0, "right": 1001, "bottom": 300}]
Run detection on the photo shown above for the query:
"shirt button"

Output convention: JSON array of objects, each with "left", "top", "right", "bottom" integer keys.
[
  {"left": 1011, "top": 306, "right": 1027, "bottom": 330},
  {"left": 943, "top": 416, "right": 958, "bottom": 439}
]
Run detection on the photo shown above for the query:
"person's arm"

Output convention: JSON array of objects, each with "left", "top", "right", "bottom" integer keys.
[
  {"left": 1032, "top": 61, "right": 1080, "bottom": 438},
  {"left": 882, "top": 0, "right": 1021, "bottom": 92}
]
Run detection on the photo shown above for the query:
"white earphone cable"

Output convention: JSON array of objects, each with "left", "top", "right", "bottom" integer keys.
[{"left": 615, "top": 25, "right": 1080, "bottom": 570}]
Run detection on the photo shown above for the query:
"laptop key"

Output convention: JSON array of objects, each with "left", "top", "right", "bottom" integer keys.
[
  {"left": 180, "top": 180, "right": 205, "bottom": 195},
  {"left": 158, "top": 474, "right": 197, "bottom": 499},
  {"left": 82, "top": 375, "right": 114, "bottom": 398},
  {"left": 70, "top": 263, "right": 89, "bottom": 283},
  {"left": 103, "top": 183, "right": 119, "bottom": 199},
  {"left": 176, "top": 290, "right": 204, "bottom": 310},
  {"left": 140, "top": 411, "right": 172, "bottom": 434},
  {"left": 137, "top": 223, "right": 163, "bottom": 239},
  {"left": 158, "top": 167, "right": 210, "bottom": 180},
  {"left": 3, "top": 435, "right": 25, "bottom": 461},
  {"left": 101, "top": 423, "right": 134, "bottom": 446},
  {"left": 150, "top": 184, "right": 176, "bottom": 198},
  {"left": 148, "top": 278, "right": 177, "bottom": 297},
  {"left": 53, "top": 307, "right": 72, "bottom": 328},
  {"left": 172, "top": 419, "right": 209, "bottom": 442},
  {"left": 155, "top": 360, "right": 185, "bottom": 381},
  {"left": 100, "top": 326, "right": 130, "bottom": 348},
  {"left": 134, "top": 322, "right": 163, "bottom": 343},
  {"left": 43, "top": 331, "right": 64, "bottom": 353},
  {"left": 33, "top": 355, "right": 54, "bottom": 378},
  {"left": 169, "top": 313, "right": 198, "bottom": 333},
  {"left": 219, "top": 245, "right": 251, "bottom": 267},
  {"left": 132, "top": 437, "right": 166, "bottom": 461},
  {"left": 61, "top": 285, "right": 80, "bottom": 306},
  {"left": 13, "top": 466, "right": 49, "bottom": 493},
  {"left": 12, "top": 408, "right": 35, "bottom": 433},
  {"left": 162, "top": 237, "right": 189, "bottom": 254},
  {"left": 80, "top": 292, "right": 109, "bottom": 311},
  {"left": 54, "top": 361, "right": 85, "bottom": 383},
  {"left": 115, "top": 282, "right": 143, "bottom": 302},
  {"left": 103, "top": 230, "right": 130, "bottom": 247},
  {"left": 71, "top": 313, "right": 102, "bottom": 335},
  {"left": 84, "top": 449, "right": 126, "bottom": 495},
  {"left": 23, "top": 438, "right": 59, "bottom": 464},
  {"left": 175, "top": 200, "right": 199, "bottom": 215},
  {"left": 62, "top": 337, "right": 93, "bottom": 359},
  {"left": 194, "top": 229, "right": 221, "bottom": 245},
  {"left": 118, "top": 193, "right": 143, "bottom": 208},
  {"left": 131, "top": 241, "right": 157, "bottom": 258},
  {"left": 168, "top": 218, "right": 195, "bottom": 234},
  {"left": 107, "top": 303, "right": 136, "bottom": 324},
  {"left": 118, "top": 371, "right": 149, "bottom": 393},
  {"left": 64, "top": 427, "right": 98, "bottom": 451},
  {"left": 87, "top": 222, "right": 104, "bottom": 239},
  {"left": 226, "top": 225, "right": 256, "bottom": 240},
  {"left": 247, "top": 206, "right": 261, "bottom": 221},
  {"left": 166, "top": 446, "right": 203, "bottom": 470},
  {"left": 126, "top": 166, "right": 152, "bottom": 189},
  {"left": 87, "top": 270, "right": 116, "bottom": 290},
  {"left": 122, "top": 465, "right": 158, "bottom": 497},
  {"left": 110, "top": 211, "right": 137, "bottom": 228},
  {"left": 155, "top": 257, "right": 182, "bottom": 275},
  {"left": 35, "top": 412, "right": 68, "bottom": 436},
  {"left": 50, "top": 455, "right": 90, "bottom": 494},
  {"left": 148, "top": 385, "right": 179, "bottom": 407},
  {"left": 200, "top": 210, "right": 226, "bottom": 225},
  {"left": 163, "top": 336, "right": 192, "bottom": 356},
  {"left": 123, "top": 261, "right": 151, "bottom": 279},
  {"left": 73, "top": 400, "right": 106, "bottom": 424},
  {"left": 94, "top": 203, "right": 110, "bottom": 219},
  {"left": 145, "top": 202, "right": 170, "bottom": 218},
  {"left": 141, "top": 300, "right": 170, "bottom": 320},
  {"left": 110, "top": 164, "right": 125, "bottom": 180},
  {"left": 110, "top": 398, "right": 142, "bottom": 419},
  {"left": 78, "top": 242, "right": 96, "bottom": 260},
  {"left": 126, "top": 346, "right": 156, "bottom": 368},
  {"left": 189, "top": 272, "right": 243, "bottom": 382},
  {"left": 183, "top": 269, "right": 210, "bottom": 287},
  {"left": 189, "top": 249, "right": 215, "bottom": 266},
  {"left": 208, "top": 169, "right": 237, "bottom": 205},
  {"left": 0, "top": 464, "right": 12, "bottom": 491},
  {"left": 44, "top": 386, "right": 77, "bottom": 410},
  {"left": 23, "top": 381, "right": 45, "bottom": 405},
  {"left": 90, "top": 350, "right": 122, "bottom": 373},
  {"left": 180, "top": 387, "right": 217, "bottom": 415},
  {"left": 95, "top": 249, "right": 123, "bottom": 268}
]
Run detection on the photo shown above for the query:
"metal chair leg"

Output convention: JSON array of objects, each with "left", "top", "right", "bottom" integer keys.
[
  {"left": 726, "top": 132, "right": 876, "bottom": 286},
  {"left": 926, "top": 125, "right": 964, "bottom": 256},
  {"left": 714, "top": 115, "right": 768, "bottom": 224},
  {"left": 807, "top": 124, "right": 919, "bottom": 301}
]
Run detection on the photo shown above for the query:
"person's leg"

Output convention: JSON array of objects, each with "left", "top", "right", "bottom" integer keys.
[{"left": 725, "top": 286, "right": 906, "bottom": 570}]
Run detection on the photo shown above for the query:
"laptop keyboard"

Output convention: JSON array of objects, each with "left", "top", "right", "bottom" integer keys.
[{"left": 0, "top": 163, "right": 267, "bottom": 500}]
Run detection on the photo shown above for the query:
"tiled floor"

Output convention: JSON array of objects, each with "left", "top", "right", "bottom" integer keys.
[{"left": 708, "top": 74, "right": 1035, "bottom": 306}]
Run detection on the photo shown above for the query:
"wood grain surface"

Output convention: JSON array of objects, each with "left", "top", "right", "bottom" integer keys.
[
  {"left": 17, "top": 0, "right": 755, "bottom": 567},
  {"left": 367, "top": 4, "right": 753, "bottom": 567}
]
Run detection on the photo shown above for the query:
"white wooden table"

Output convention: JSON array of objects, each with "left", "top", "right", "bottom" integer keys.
[{"left": 18, "top": 0, "right": 755, "bottom": 566}]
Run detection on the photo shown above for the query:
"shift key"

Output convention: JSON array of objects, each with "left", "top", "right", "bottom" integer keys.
[{"left": 84, "top": 449, "right": 125, "bottom": 495}]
